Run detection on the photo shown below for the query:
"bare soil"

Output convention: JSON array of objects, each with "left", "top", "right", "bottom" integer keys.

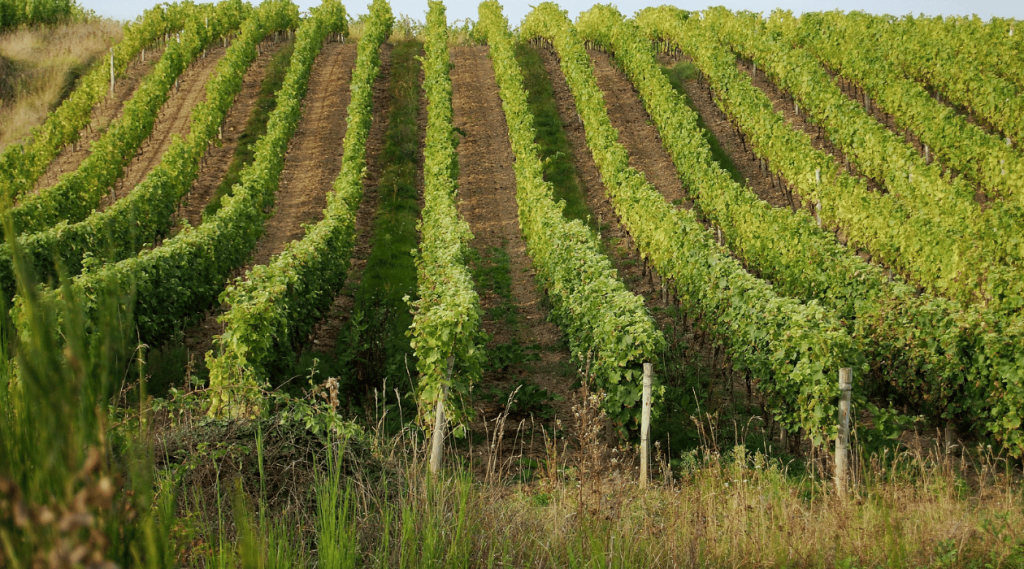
[
  {"left": 307, "top": 45, "right": 392, "bottom": 352},
  {"left": 450, "top": 45, "right": 576, "bottom": 471},
  {"left": 249, "top": 41, "right": 357, "bottom": 266},
  {"left": 93, "top": 43, "right": 231, "bottom": 212},
  {"left": 586, "top": 50, "right": 688, "bottom": 208},
  {"left": 173, "top": 41, "right": 288, "bottom": 230},
  {"left": 32, "top": 45, "right": 165, "bottom": 192}
]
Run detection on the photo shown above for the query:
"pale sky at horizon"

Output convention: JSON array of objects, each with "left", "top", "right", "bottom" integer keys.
[{"left": 78, "top": 0, "right": 1024, "bottom": 27}]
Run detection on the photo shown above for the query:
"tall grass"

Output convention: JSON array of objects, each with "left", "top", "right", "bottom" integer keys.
[{"left": 0, "top": 19, "right": 121, "bottom": 149}]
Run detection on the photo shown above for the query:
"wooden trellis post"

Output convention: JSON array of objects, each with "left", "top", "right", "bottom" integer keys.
[
  {"left": 429, "top": 356, "right": 456, "bottom": 474},
  {"left": 640, "top": 363, "right": 653, "bottom": 488},
  {"left": 835, "top": 367, "right": 853, "bottom": 497}
]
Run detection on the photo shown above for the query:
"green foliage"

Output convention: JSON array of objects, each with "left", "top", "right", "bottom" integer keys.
[
  {"left": 525, "top": 3, "right": 855, "bottom": 441},
  {"left": 0, "top": 1, "right": 193, "bottom": 201},
  {"left": 0, "top": 0, "right": 300, "bottom": 305},
  {"left": 0, "top": 0, "right": 76, "bottom": 30},
  {"left": 705, "top": 8, "right": 1024, "bottom": 314},
  {"left": 2, "top": 1, "right": 251, "bottom": 239},
  {"left": 789, "top": 12, "right": 1024, "bottom": 206},
  {"left": 408, "top": 0, "right": 486, "bottom": 431},
  {"left": 632, "top": 6, "right": 1024, "bottom": 455},
  {"left": 860, "top": 13, "right": 1024, "bottom": 161},
  {"left": 0, "top": 226, "right": 176, "bottom": 566},
  {"left": 478, "top": 1, "right": 663, "bottom": 432},
  {"left": 205, "top": 0, "right": 383, "bottom": 417}
]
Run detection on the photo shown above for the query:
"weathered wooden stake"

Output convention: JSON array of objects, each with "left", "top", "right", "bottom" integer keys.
[
  {"left": 815, "top": 202, "right": 821, "bottom": 227},
  {"left": 429, "top": 356, "right": 456, "bottom": 474},
  {"left": 109, "top": 49, "right": 115, "bottom": 95},
  {"left": 945, "top": 421, "right": 957, "bottom": 454},
  {"left": 835, "top": 367, "right": 853, "bottom": 497},
  {"left": 640, "top": 363, "right": 653, "bottom": 488},
  {"left": 815, "top": 167, "right": 821, "bottom": 185}
]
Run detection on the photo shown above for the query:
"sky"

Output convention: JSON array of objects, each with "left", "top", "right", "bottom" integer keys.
[{"left": 79, "top": 0, "right": 1024, "bottom": 27}]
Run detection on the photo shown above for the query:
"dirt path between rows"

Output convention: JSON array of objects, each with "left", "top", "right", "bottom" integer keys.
[
  {"left": 181, "top": 40, "right": 358, "bottom": 367},
  {"left": 249, "top": 41, "right": 357, "bottom": 266},
  {"left": 32, "top": 45, "right": 165, "bottom": 192},
  {"left": 586, "top": 50, "right": 688, "bottom": 208},
  {"left": 451, "top": 45, "right": 576, "bottom": 473},
  {"left": 175, "top": 41, "right": 287, "bottom": 230},
  {"left": 307, "top": 45, "right": 391, "bottom": 352}
]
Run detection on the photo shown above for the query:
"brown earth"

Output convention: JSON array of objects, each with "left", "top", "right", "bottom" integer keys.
[
  {"left": 450, "top": 45, "right": 576, "bottom": 474},
  {"left": 181, "top": 39, "right": 358, "bottom": 365},
  {"left": 31, "top": 45, "right": 165, "bottom": 192},
  {"left": 307, "top": 45, "right": 392, "bottom": 352},
  {"left": 174, "top": 40, "right": 288, "bottom": 231},
  {"left": 586, "top": 49, "right": 688, "bottom": 208},
  {"left": 249, "top": 41, "right": 357, "bottom": 266}
]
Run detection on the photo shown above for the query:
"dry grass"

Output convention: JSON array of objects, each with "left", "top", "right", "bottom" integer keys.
[
  {"left": 0, "top": 19, "right": 120, "bottom": 149},
  {"left": 331, "top": 390, "right": 1024, "bottom": 568},
  {"left": 138, "top": 365, "right": 1024, "bottom": 568}
]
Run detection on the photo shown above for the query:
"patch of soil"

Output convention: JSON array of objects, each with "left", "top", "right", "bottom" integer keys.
[
  {"left": 174, "top": 40, "right": 288, "bottom": 230},
  {"left": 181, "top": 40, "right": 358, "bottom": 365},
  {"left": 586, "top": 49, "right": 688, "bottom": 208},
  {"left": 31, "top": 45, "right": 165, "bottom": 192},
  {"left": 307, "top": 45, "right": 392, "bottom": 352},
  {"left": 450, "top": 45, "right": 575, "bottom": 472},
  {"left": 249, "top": 41, "right": 357, "bottom": 266}
]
